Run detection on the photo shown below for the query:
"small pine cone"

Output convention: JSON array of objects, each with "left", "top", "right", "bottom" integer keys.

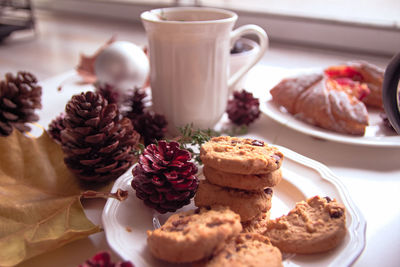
[
  {"left": 61, "top": 91, "right": 140, "bottom": 183},
  {"left": 226, "top": 89, "right": 260, "bottom": 126},
  {"left": 79, "top": 251, "right": 134, "bottom": 267},
  {"left": 131, "top": 111, "right": 167, "bottom": 145},
  {"left": 132, "top": 141, "right": 198, "bottom": 213},
  {"left": 126, "top": 88, "right": 147, "bottom": 116},
  {"left": 0, "top": 71, "right": 42, "bottom": 136},
  {"left": 48, "top": 113, "right": 66, "bottom": 143},
  {"left": 95, "top": 83, "right": 120, "bottom": 105}
]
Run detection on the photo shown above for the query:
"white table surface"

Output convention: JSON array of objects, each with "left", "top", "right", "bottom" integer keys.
[{"left": 18, "top": 66, "right": 400, "bottom": 267}]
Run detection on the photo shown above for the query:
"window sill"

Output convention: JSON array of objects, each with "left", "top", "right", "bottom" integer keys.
[{"left": 32, "top": 0, "right": 400, "bottom": 56}]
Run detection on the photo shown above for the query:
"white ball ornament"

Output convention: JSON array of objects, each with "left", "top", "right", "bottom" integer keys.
[{"left": 94, "top": 41, "right": 149, "bottom": 91}]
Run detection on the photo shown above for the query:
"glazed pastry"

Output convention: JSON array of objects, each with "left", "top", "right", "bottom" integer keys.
[
  {"left": 270, "top": 73, "right": 369, "bottom": 135},
  {"left": 325, "top": 61, "right": 384, "bottom": 108},
  {"left": 270, "top": 62, "right": 384, "bottom": 135}
]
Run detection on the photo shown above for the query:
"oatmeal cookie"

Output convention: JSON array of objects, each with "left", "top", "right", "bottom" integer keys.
[
  {"left": 147, "top": 206, "right": 242, "bottom": 263},
  {"left": 194, "top": 180, "right": 273, "bottom": 222},
  {"left": 241, "top": 210, "right": 270, "bottom": 234},
  {"left": 203, "top": 165, "right": 282, "bottom": 190},
  {"left": 264, "top": 195, "right": 346, "bottom": 254},
  {"left": 200, "top": 136, "right": 283, "bottom": 174},
  {"left": 205, "top": 233, "right": 283, "bottom": 267}
]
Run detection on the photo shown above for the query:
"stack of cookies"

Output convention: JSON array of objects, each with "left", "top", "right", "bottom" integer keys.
[
  {"left": 146, "top": 136, "right": 347, "bottom": 264},
  {"left": 194, "top": 136, "right": 284, "bottom": 232}
]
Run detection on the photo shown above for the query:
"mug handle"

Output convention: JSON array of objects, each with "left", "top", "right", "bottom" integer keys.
[
  {"left": 228, "top": 24, "right": 268, "bottom": 92},
  {"left": 382, "top": 52, "right": 400, "bottom": 134}
]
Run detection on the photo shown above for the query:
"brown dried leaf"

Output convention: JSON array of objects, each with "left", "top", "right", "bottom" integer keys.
[
  {"left": 0, "top": 130, "right": 101, "bottom": 267},
  {"left": 76, "top": 36, "right": 116, "bottom": 84},
  {"left": 82, "top": 189, "right": 129, "bottom": 201}
]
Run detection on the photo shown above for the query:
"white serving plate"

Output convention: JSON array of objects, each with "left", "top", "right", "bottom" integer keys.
[
  {"left": 102, "top": 145, "right": 366, "bottom": 267},
  {"left": 261, "top": 97, "right": 400, "bottom": 147},
  {"left": 242, "top": 65, "right": 400, "bottom": 147},
  {"left": 249, "top": 66, "right": 400, "bottom": 147}
]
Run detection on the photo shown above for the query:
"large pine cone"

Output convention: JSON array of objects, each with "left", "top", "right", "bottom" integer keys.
[
  {"left": 0, "top": 71, "right": 42, "bottom": 136},
  {"left": 61, "top": 91, "right": 140, "bottom": 183},
  {"left": 132, "top": 141, "right": 198, "bottom": 213}
]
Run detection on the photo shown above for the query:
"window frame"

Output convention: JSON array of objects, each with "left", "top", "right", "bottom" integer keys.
[{"left": 32, "top": 0, "right": 400, "bottom": 56}]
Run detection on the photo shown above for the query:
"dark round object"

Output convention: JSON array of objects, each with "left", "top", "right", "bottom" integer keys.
[{"left": 382, "top": 52, "right": 400, "bottom": 134}]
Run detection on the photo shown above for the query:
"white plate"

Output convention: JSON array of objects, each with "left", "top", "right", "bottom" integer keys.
[
  {"left": 102, "top": 145, "right": 366, "bottom": 267},
  {"left": 259, "top": 77, "right": 400, "bottom": 148}
]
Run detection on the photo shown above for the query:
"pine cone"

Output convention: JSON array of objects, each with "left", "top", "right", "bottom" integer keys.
[
  {"left": 126, "top": 88, "right": 146, "bottom": 116},
  {"left": 124, "top": 89, "right": 167, "bottom": 145},
  {"left": 132, "top": 141, "right": 198, "bottom": 213},
  {"left": 95, "top": 83, "right": 120, "bottom": 105},
  {"left": 48, "top": 112, "right": 66, "bottom": 143},
  {"left": 0, "top": 71, "right": 42, "bottom": 136},
  {"left": 226, "top": 89, "right": 260, "bottom": 126},
  {"left": 61, "top": 91, "right": 140, "bottom": 183},
  {"left": 79, "top": 251, "right": 134, "bottom": 267},
  {"left": 131, "top": 111, "right": 167, "bottom": 145}
]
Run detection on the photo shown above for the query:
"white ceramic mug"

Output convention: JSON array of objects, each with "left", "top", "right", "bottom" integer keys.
[
  {"left": 141, "top": 7, "right": 268, "bottom": 132},
  {"left": 230, "top": 38, "right": 261, "bottom": 91}
]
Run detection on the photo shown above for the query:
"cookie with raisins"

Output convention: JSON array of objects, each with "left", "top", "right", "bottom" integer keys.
[
  {"left": 147, "top": 206, "right": 242, "bottom": 263},
  {"left": 194, "top": 179, "right": 273, "bottom": 222},
  {"left": 264, "top": 195, "right": 346, "bottom": 254},
  {"left": 203, "top": 165, "right": 282, "bottom": 191},
  {"left": 241, "top": 210, "right": 270, "bottom": 234},
  {"left": 205, "top": 233, "right": 283, "bottom": 267},
  {"left": 200, "top": 136, "right": 283, "bottom": 174}
]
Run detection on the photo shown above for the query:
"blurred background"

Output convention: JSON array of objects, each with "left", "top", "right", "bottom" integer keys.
[{"left": 1, "top": 0, "right": 399, "bottom": 79}]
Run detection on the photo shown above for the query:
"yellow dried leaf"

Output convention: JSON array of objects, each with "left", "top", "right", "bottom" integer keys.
[{"left": 0, "top": 130, "right": 101, "bottom": 267}]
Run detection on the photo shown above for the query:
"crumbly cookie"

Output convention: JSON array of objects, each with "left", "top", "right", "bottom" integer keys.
[
  {"left": 200, "top": 136, "right": 283, "bottom": 174},
  {"left": 147, "top": 206, "right": 242, "bottom": 263},
  {"left": 264, "top": 196, "right": 346, "bottom": 254},
  {"left": 203, "top": 165, "right": 282, "bottom": 191},
  {"left": 205, "top": 233, "right": 283, "bottom": 267},
  {"left": 242, "top": 210, "right": 270, "bottom": 234},
  {"left": 194, "top": 180, "right": 273, "bottom": 222}
]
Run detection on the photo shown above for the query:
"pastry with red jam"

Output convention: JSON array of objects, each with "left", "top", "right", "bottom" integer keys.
[{"left": 270, "top": 61, "right": 384, "bottom": 135}]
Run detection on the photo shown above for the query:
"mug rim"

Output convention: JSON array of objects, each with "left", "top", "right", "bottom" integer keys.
[{"left": 141, "top": 7, "right": 238, "bottom": 25}]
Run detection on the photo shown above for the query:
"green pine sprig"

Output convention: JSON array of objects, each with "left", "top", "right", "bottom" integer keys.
[
  {"left": 133, "top": 123, "right": 248, "bottom": 165},
  {"left": 173, "top": 124, "right": 220, "bottom": 164}
]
